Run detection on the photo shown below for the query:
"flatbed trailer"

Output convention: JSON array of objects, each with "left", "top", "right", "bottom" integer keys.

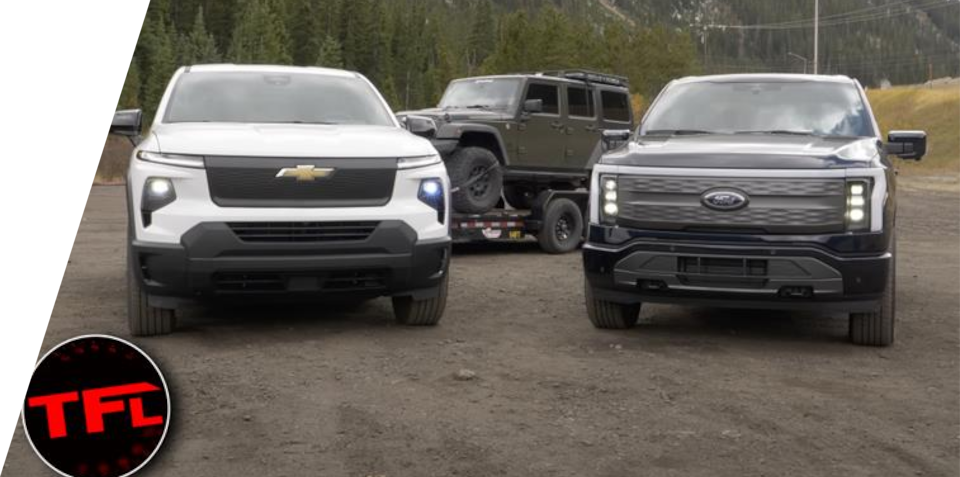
[{"left": 450, "top": 189, "right": 589, "bottom": 254}]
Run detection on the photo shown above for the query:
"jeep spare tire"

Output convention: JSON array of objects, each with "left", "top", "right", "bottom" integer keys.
[{"left": 447, "top": 147, "right": 503, "bottom": 214}]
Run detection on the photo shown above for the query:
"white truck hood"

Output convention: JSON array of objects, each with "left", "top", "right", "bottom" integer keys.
[{"left": 149, "top": 123, "right": 438, "bottom": 158}]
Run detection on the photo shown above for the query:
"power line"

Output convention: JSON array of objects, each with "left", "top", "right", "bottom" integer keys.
[
  {"left": 735, "top": 0, "right": 953, "bottom": 28},
  {"left": 728, "top": 50, "right": 960, "bottom": 67},
  {"left": 711, "top": 0, "right": 956, "bottom": 30},
  {"left": 706, "top": 51, "right": 958, "bottom": 68},
  {"left": 700, "top": 0, "right": 958, "bottom": 30},
  {"left": 704, "top": 53, "right": 959, "bottom": 75}
]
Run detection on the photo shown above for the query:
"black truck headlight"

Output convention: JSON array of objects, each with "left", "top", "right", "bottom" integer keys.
[
  {"left": 418, "top": 178, "right": 445, "bottom": 224},
  {"left": 846, "top": 179, "right": 871, "bottom": 232},
  {"left": 141, "top": 177, "right": 176, "bottom": 227},
  {"left": 600, "top": 175, "right": 618, "bottom": 224}
]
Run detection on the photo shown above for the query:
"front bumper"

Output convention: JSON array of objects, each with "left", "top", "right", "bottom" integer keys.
[
  {"left": 583, "top": 225, "right": 890, "bottom": 313},
  {"left": 131, "top": 220, "right": 450, "bottom": 308}
]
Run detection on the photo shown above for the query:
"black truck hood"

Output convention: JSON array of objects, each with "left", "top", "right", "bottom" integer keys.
[
  {"left": 397, "top": 107, "right": 514, "bottom": 124},
  {"left": 602, "top": 135, "right": 884, "bottom": 169}
]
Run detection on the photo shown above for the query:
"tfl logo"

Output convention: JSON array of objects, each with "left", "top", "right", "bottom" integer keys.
[{"left": 22, "top": 336, "right": 170, "bottom": 477}]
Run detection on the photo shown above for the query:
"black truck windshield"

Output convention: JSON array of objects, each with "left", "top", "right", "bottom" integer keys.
[
  {"left": 642, "top": 81, "right": 874, "bottom": 137},
  {"left": 439, "top": 78, "right": 522, "bottom": 111},
  {"left": 164, "top": 71, "right": 395, "bottom": 126}
]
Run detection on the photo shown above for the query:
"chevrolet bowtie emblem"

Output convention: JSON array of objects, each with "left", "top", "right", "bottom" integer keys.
[{"left": 275, "top": 165, "right": 335, "bottom": 182}]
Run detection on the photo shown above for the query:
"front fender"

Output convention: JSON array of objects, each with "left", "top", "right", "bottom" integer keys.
[{"left": 435, "top": 122, "right": 511, "bottom": 164}]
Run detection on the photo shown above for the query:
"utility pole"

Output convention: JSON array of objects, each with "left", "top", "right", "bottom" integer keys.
[
  {"left": 788, "top": 52, "right": 809, "bottom": 74},
  {"left": 703, "top": 28, "right": 709, "bottom": 74},
  {"left": 813, "top": 0, "right": 819, "bottom": 74}
]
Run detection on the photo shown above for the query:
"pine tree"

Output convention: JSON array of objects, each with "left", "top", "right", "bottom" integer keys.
[
  {"left": 287, "top": 0, "right": 321, "bottom": 65},
  {"left": 534, "top": 5, "right": 574, "bottom": 70},
  {"left": 227, "top": 0, "right": 292, "bottom": 64},
  {"left": 387, "top": 2, "right": 412, "bottom": 106},
  {"left": 466, "top": 0, "right": 496, "bottom": 73},
  {"left": 118, "top": 60, "right": 141, "bottom": 109},
  {"left": 140, "top": 13, "right": 177, "bottom": 119},
  {"left": 316, "top": 35, "right": 344, "bottom": 68},
  {"left": 368, "top": 0, "right": 391, "bottom": 84},
  {"left": 266, "top": 0, "right": 292, "bottom": 60},
  {"left": 482, "top": 11, "right": 531, "bottom": 74},
  {"left": 379, "top": 75, "right": 401, "bottom": 109},
  {"left": 203, "top": 0, "right": 236, "bottom": 53},
  {"left": 180, "top": 6, "right": 220, "bottom": 65},
  {"left": 340, "top": 0, "right": 378, "bottom": 74},
  {"left": 316, "top": 0, "right": 343, "bottom": 40}
]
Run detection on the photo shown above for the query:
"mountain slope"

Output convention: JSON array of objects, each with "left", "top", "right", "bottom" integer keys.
[{"left": 491, "top": 0, "right": 960, "bottom": 86}]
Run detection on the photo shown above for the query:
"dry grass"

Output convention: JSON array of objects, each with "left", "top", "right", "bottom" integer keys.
[
  {"left": 95, "top": 135, "right": 134, "bottom": 184},
  {"left": 868, "top": 85, "right": 960, "bottom": 176}
]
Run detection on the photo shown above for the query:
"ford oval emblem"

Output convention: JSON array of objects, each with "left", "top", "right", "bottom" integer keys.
[{"left": 701, "top": 189, "right": 749, "bottom": 211}]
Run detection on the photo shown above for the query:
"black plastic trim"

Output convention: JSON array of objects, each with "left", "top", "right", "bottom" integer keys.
[
  {"left": 130, "top": 221, "right": 451, "bottom": 306},
  {"left": 583, "top": 225, "right": 892, "bottom": 313}
]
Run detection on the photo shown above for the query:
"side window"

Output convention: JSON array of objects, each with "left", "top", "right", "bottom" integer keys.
[
  {"left": 567, "top": 86, "right": 594, "bottom": 118},
  {"left": 601, "top": 90, "right": 631, "bottom": 123},
  {"left": 526, "top": 83, "right": 559, "bottom": 115}
]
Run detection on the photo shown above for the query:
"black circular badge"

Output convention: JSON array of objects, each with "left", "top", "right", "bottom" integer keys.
[{"left": 22, "top": 335, "right": 170, "bottom": 477}]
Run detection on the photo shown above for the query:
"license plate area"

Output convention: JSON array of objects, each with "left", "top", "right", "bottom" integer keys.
[{"left": 677, "top": 256, "right": 768, "bottom": 276}]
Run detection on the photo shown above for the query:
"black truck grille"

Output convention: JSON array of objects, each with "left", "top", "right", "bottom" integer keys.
[
  {"left": 206, "top": 156, "right": 397, "bottom": 208},
  {"left": 228, "top": 221, "right": 379, "bottom": 243},
  {"left": 617, "top": 176, "right": 846, "bottom": 234},
  {"left": 214, "top": 270, "right": 388, "bottom": 293}
]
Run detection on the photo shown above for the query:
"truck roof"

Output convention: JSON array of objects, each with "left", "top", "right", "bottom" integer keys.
[
  {"left": 183, "top": 64, "right": 359, "bottom": 79},
  {"left": 673, "top": 73, "right": 856, "bottom": 85},
  {"left": 450, "top": 72, "right": 630, "bottom": 89}
]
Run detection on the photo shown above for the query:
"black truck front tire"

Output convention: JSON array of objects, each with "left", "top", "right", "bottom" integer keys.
[
  {"left": 127, "top": 253, "right": 176, "bottom": 336},
  {"left": 447, "top": 147, "right": 503, "bottom": 214},
  {"left": 849, "top": 236, "right": 896, "bottom": 346},
  {"left": 585, "top": 281, "right": 641, "bottom": 329},
  {"left": 393, "top": 274, "right": 449, "bottom": 326}
]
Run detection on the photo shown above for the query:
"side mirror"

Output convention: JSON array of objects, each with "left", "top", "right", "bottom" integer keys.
[
  {"left": 522, "top": 99, "right": 543, "bottom": 114},
  {"left": 401, "top": 115, "right": 437, "bottom": 137},
  {"left": 886, "top": 130, "right": 926, "bottom": 160},
  {"left": 110, "top": 109, "right": 142, "bottom": 137},
  {"left": 601, "top": 129, "right": 631, "bottom": 151}
]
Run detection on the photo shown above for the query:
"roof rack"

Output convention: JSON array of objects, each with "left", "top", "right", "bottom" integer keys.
[{"left": 538, "top": 70, "right": 630, "bottom": 87}]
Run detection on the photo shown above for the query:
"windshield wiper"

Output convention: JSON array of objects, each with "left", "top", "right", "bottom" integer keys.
[
  {"left": 644, "top": 129, "right": 717, "bottom": 136},
  {"left": 735, "top": 129, "right": 817, "bottom": 136},
  {"left": 464, "top": 104, "right": 491, "bottom": 110}
]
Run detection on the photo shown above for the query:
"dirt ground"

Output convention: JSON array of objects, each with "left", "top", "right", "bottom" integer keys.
[{"left": 4, "top": 185, "right": 959, "bottom": 477}]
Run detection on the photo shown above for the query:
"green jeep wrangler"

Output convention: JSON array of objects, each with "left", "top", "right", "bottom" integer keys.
[{"left": 399, "top": 70, "right": 634, "bottom": 213}]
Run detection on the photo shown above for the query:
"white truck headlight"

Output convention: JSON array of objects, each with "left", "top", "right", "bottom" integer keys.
[
  {"left": 418, "top": 178, "right": 445, "bottom": 224},
  {"left": 600, "top": 175, "right": 618, "bottom": 224},
  {"left": 398, "top": 154, "right": 442, "bottom": 169},
  {"left": 142, "top": 177, "right": 176, "bottom": 227},
  {"left": 846, "top": 179, "right": 871, "bottom": 232},
  {"left": 136, "top": 150, "right": 205, "bottom": 169}
]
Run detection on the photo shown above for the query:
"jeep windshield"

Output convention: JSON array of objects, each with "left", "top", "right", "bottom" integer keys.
[
  {"left": 163, "top": 72, "right": 395, "bottom": 126},
  {"left": 438, "top": 78, "right": 522, "bottom": 111},
  {"left": 641, "top": 81, "right": 874, "bottom": 137}
]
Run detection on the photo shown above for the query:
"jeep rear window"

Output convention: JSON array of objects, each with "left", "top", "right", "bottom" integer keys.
[
  {"left": 641, "top": 81, "right": 874, "bottom": 137},
  {"left": 163, "top": 72, "right": 395, "bottom": 126},
  {"left": 567, "top": 86, "right": 594, "bottom": 118},
  {"left": 601, "top": 91, "right": 631, "bottom": 123}
]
